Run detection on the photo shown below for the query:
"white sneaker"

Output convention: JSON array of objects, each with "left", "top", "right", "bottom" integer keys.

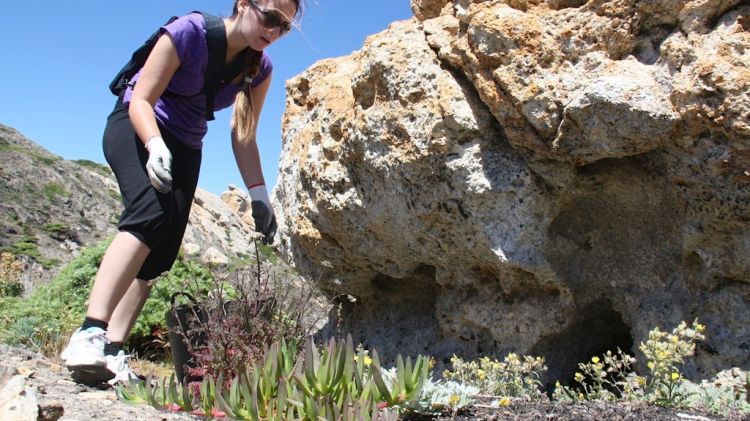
[
  {"left": 61, "top": 327, "right": 112, "bottom": 384},
  {"left": 61, "top": 327, "right": 108, "bottom": 366},
  {"left": 105, "top": 351, "right": 140, "bottom": 385}
]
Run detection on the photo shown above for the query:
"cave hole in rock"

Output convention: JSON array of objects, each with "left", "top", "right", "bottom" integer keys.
[{"left": 531, "top": 299, "right": 633, "bottom": 388}]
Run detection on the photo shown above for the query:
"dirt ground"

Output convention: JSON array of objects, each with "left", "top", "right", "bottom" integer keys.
[
  {"left": 2, "top": 344, "right": 747, "bottom": 420},
  {"left": 408, "top": 396, "right": 750, "bottom": 420}
]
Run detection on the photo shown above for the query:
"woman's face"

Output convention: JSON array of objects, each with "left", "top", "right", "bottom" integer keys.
[{"left": 239, "top": 0, "right": 297, "bottom": 50}]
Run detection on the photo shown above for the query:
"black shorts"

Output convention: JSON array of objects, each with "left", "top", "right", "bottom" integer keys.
[{"left": 102, "top": 101, "right": 201, "bottom": 281}]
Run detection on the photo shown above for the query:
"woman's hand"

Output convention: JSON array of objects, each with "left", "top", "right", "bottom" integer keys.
[
  {"left": 248, "top": 185, "right": 277, "bottom": 244},
  {"left": 145, "top": 136, "right": 173, "bottom": 193}
]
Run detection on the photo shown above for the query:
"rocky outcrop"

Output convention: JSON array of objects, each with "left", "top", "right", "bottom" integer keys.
[
  {"left": 0, "top": 124, "right": 260, "bottom": 291},
  {"left": 184, "top": 185, "right": 259, "bottom": 265},
  {"left": 275, "top": 0, "right": 750, "bottom": 382}
]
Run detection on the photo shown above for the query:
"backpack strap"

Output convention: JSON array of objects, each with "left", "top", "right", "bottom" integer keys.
[
  {"left": 199, "top": 11, "right": 251, "bottom": 121},
  {"left": 200, "top": 12, "right": 227, "bottom": 121}
]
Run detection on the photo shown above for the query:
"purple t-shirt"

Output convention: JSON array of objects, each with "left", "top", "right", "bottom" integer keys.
[{"left": 122, "top": 13, "right": 273, "bottom": 149}]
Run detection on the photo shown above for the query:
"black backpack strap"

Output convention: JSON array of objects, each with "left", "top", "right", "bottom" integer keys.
[
  {"left": 200, "top": 12, "right": 227, "bottom": 121},
  {"left": 199, "top": 11, "right": 252, "bottom": 121}
]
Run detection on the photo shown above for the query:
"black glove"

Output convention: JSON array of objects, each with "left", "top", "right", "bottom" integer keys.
[{"left": 251, "top": 200, "right": 277, "bottom": 245}]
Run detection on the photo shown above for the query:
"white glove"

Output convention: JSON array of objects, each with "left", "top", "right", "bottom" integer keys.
[
  {"left": 145, "top": 136, "right": 173, "bottom": 193},
  {"left": 248, "top": 185, "right": 277, "bottom": 245}
]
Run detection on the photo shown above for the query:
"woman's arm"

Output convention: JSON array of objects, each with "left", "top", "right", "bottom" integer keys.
[
  {"left": 232, "top": 73, "right": 277, "bottom": 244},
  {"left": 232, "top": 73, "right": 272, "bottom": 188},
  {"left": 129, "top": 33, "right": 181, "bottom": 145}
]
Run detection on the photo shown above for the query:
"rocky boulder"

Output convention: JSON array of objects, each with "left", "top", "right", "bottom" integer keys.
[{"left": 274, "top": 0, "right": 750, "bottom": 382}]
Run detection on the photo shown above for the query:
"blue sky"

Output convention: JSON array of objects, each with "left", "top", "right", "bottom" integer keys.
[{"left": 1, "top": 1, "right": 413, "bottom": 196}]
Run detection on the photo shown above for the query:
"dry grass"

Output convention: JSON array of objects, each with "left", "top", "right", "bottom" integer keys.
[{"left": 129, "top": 357, "right": 174, "bottom": 379}]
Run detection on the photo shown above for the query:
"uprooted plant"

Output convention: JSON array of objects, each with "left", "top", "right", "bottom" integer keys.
[{"left": 170, "top": 240, "right": 324, "bottom": 391}]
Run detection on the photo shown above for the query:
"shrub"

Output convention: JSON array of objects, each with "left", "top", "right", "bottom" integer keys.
[
  {"left": 42, "top": 182, "right": 69, "bottom": 202},
  {"left": 176, "top": 243, "right": 323, "bottom": 386},
  {"left": 0, "top": 238, "right": 218, "bottom": 358},
  {"left": 637, "top": 320, "right": 706, "bottom": 406},
  {"left": 0, "top": 241, "right": 106, "bottom": 354},
  {"left": 443, "top": 353, "right": 547, "bottom": 399},
  {"left": 5, "top": 235, "right": 58, "bottom": 269},
  {"left": 553, "top": 320, "right": 707, "bottom": 408},
  {"left": 0, "top": 252, "right": 23, "bottom": 297},
  {"left": 73, "top": 159, "right": 112, "bottom": 175},
  {"left": 42, "top": 223, "right": 73, "bottom": 240}
]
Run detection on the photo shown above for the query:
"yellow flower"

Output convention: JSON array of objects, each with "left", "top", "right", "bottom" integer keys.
[
  {"left": 477, "top": 369, "right": 486, "bottom": 380},
  {"left": 591, "top": 356, "right": 600, "bottom": 364},
  {"left": 647, "top": 361, "right": 655, "bottom": 370},
  {"left": 574, "top": 372, "right": 584, "bottom": 382},
  {"left": 448, "top": 394, "right": 460, "bottom": 407},
  {"left": 671, "top": 372, "right": 679, "bottom": 380},
  {"left": 364, "top": 356, "right": 373, "bottom": 367},
  {"left": 498, "top": 397, "right": 511, "bottom": 407}
]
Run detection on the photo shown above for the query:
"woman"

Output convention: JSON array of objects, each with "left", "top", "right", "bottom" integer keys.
[{"left": 60, "top": 0, "right": 300, "bottom": 385}]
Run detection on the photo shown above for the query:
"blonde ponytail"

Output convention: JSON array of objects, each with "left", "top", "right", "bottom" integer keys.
[{"left": 231, "top": 50, "right": 263, "bottom": 143}]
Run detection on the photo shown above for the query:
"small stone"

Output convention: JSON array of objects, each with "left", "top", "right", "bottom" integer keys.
[
  {"left": 16, "top": 366, "right": 35, "bottom": 378},
  {"left": 79, "top": 390, "right": 117, "bottom": 401},
  {"left": 38, "top": 400, "right": 64, "bottom": 421},
  {"left": 0, "top": 367, "right": 19, "bottom": 388},
  {"left": 47, "top": 363, "right": 63, "bottom": 373},
  {"left": 0, "top": 376, "right": 38, "bottom": 421}
]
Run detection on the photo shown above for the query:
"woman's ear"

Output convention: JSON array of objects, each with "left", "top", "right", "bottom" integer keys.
[{"left": 237, "top": 0, "right": 250, "bottom": 14}]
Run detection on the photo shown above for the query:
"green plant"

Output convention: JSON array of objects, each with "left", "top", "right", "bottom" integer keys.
[
  {"left": 555, "top": 349, "right": 638, "bottom": 402},
  {"left": 682, "top": 376, "right": 750, "bottom": 416},
  {"left": 117, "top": 336, "right": 430, "bottom": 420},
  {"left": 640, "top": 320, "right": 705, "bottom": 407},
  {"left": 3, "top": 234, "right": 58, "bottom": 269},
  {"left": 0, "top": 142, "right": 60, "bottom": 164},
  {"left": 73, "top": 159, "right": 112, "bottom": 175},
  {"left": 403, "top": 378, "right": 478, "bottom": 415},
  {"left": 42, "top": 182, "right": 69, "bottom": 202},
  {"left": 213, "top": 340, "right": 298, "bottom": 420},
  {"left": 0, "top": 241, "right": 107, "bottom": 353},
  {"left": 0, "top": 239, "right": 218, "bottom": 358},
  {"left": 553, "top": 320, "right": 707, "bottom": 409},
  {"left": 443, "top": 353, "right": 547, "bottom": 399},
  {"left": 42, "top": 223, "right": 72, "bottom": 240}
]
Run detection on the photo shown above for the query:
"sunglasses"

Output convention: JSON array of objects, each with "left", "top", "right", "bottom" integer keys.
[{"left": 249, "top": 0, "right": 293, "bottom": 35}]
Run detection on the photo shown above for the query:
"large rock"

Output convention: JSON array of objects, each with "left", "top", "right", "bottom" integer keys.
[{"left": 275, "top": 0, "right": 750, "bottom": 382}]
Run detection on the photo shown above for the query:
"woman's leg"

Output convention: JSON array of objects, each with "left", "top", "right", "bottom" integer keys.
[
  {"left": 107, "top": 278, "right": 152, "bottom": 343},
  {"left": 86, "top": 232, "right": 151, "bottom": 323}
]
